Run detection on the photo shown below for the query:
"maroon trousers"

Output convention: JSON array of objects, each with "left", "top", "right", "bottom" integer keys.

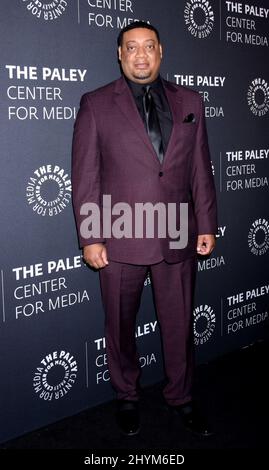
[{"left": 99, "top": 257, "right": 197, "bottom": 406}]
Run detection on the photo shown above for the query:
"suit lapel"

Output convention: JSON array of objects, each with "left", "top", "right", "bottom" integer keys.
[
  {"left": 162, "top": 79, "right": 183, "bottom": 166},
  {"left": 113, "top": 77, "right": 160, "bottom": 165},
  {"left": 113, "top": 77, "right": 183, "bottom": 167}
]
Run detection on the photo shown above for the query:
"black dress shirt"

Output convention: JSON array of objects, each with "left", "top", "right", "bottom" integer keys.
[{"left": 125, "top": 75, "right": 173, "bottom": 154}]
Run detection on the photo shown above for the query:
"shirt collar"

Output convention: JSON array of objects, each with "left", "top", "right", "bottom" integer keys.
[{"left": 125, "top": 75, "right": 163, "bottom": 98}]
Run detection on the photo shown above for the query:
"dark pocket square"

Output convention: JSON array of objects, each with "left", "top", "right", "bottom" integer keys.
[{"left": 183, "top": 113, "right": 195, "bottom": 123}]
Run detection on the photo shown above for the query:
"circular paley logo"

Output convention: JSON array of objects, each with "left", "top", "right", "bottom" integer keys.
[
  {"left": 247, "top": 78, "right": 269, "bottom": 117},
  {"left": 33, "top": 350, "right": 78, "bottom": 401},
  {"left": 248, "top": 218, "right": 269, "bottom": 256},
  {"left": 184, "top": 0, "right": 214, "bottom": 39},
  {"left": 26, "top": 164, "right": 72, "bottom": 217},
  {"left": 22, "top": 0, "right": 68, "bottom": 21},
  {"left": 193, "top": 304, "right": 216, "bottom": 345}
]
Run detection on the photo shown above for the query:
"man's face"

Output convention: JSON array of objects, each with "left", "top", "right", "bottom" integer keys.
[{"left": 118, "top": 28, "right": 162, "bottom": 84}]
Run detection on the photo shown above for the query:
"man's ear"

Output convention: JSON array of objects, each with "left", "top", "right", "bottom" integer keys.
[
  {"left": 159, "top": 44, "right": 163, "bottom": 59},
  {"left": 118, "top": 46, "right": 122, "bottom": 61}
]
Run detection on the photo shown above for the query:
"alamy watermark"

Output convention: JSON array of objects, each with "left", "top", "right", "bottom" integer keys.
[{"left": 79, "top": 195, "right": 189, "bottom": 250}]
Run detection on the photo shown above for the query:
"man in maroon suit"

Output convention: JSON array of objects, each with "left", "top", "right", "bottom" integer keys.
[{"left": 72, "top": 21, "right": 217, "bottom": 436}]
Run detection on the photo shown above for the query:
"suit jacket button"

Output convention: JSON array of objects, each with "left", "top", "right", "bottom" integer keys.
[{"left": 159, "top": 171, "right": 163, "bottom": 177}]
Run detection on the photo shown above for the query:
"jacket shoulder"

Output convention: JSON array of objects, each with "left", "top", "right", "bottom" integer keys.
[
  {"left": 163, "top": 79, "right": 202, "bottom": 103},
  {"left": 80, "top": 78, "right": 121, "bottom": 102}
]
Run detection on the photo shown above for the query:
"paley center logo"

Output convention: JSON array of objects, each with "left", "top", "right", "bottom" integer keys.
[
  {"left": 33, "top": 350, "right": 78, "bottom": 401},
  {"left": 22, "top": 0, "right": 68, "bottom": 21},
  {"left": 248, "top": 218, "right": 269, "bottom": 256},
  {"left": 247, "top": 78, "right": 269, "bottom": 117},
  {"left": 26, "top": 164, "right": 72, "bottom": 216},
  {"left": 193, "top": 304, "right": 216, "bottom": 345},
  {"left": 184, "top": 0, "right": 214, "bottom": 39}
]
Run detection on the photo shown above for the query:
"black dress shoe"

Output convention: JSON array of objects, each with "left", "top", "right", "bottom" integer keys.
[
  {"left": 168, "top": 401, "right": 214, "bottom": 437},
  {"left": 116, "top": 400, "right": 140, "bottom": 436}
]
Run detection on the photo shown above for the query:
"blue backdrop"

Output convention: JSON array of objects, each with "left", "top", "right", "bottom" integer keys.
[{"left": 0, "top": 0, "right": 268, "bottom": 443}]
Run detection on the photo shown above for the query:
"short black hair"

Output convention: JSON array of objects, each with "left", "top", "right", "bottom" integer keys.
[{"left": 117, "top": 21, "right": 160, "bottom": 47}]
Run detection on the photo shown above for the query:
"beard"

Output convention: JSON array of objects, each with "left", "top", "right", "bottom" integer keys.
[{"left": 132, "top": 71, "right": 151, "bottom": 80}]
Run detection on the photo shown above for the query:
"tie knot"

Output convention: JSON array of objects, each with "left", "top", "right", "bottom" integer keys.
[
  {"left": 143, "top": 85, "right": 151, "bottom": 96},
  {"left": 143, "top": 85, "right": 152, "bottom": 113}
]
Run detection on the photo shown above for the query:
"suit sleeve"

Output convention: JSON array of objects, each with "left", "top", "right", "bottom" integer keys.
[
  {"left": 190, "top": 96, "right": 218, "bottom": 235},
  {"left": 71, "top": 93, "right": 105, "bottom": 248}
]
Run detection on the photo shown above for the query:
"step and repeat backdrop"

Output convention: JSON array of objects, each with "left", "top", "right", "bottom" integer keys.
[{"left": 0, "top": 0, "right": 268, "bottom": 443}]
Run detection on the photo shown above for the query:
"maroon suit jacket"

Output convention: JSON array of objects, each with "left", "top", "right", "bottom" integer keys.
[{"left": 72, "top": 76, "right": 217, "bottom": 264}]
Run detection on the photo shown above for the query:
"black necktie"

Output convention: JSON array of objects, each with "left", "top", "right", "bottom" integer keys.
[{"left": 142, "top": 85, "right": 164, "bottom": 164}]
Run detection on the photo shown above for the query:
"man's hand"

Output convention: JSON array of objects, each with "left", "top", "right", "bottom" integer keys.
[
  {"left": 196, "top": 234, "right": 216, "bottom": 256},
  {"left": 83, "top": 243, "right": 109, "bottom": 269}
]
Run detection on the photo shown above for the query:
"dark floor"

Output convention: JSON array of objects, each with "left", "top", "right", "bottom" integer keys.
[{"left": 1, "top": 340, "right": 268, "bottom": 451}]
